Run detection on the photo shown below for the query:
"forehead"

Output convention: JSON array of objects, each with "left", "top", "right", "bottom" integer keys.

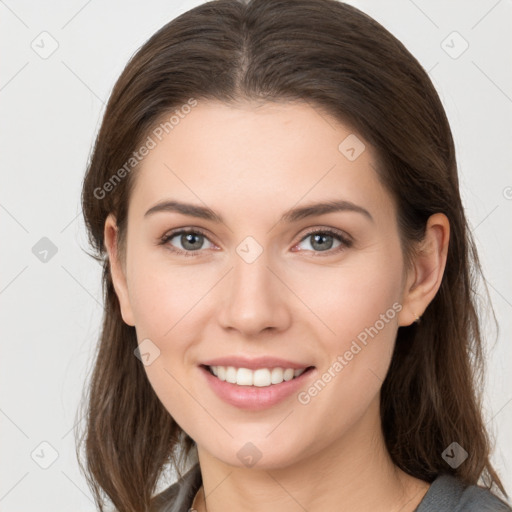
[{"left": 128, "top": 100, "right": 392, "bottom": 222}]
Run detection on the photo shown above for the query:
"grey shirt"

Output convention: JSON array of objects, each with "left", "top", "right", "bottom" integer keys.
[{"left": 150, "top": 463, "right": 512, "bottom": 512}]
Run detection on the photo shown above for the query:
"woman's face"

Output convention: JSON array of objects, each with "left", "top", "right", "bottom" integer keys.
[{"left": 108, "top": 100, "right": 418, "bottom": 469}]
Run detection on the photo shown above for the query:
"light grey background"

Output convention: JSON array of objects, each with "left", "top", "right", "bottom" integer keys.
[{"left": 1, "top": 0, "right": 511, "bottom": 510}]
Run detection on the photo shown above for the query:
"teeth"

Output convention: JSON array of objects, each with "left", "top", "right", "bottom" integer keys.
[{"left": 208, "top": 366, "right": 307, "bottom": 387}]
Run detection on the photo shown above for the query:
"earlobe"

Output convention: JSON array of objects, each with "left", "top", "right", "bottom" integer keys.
[
  {"left": 398, "top": 213, "right": 450, "bottom": 327},
  {"left": 104, "top": 214, "right": 136, "bottom": 326}
]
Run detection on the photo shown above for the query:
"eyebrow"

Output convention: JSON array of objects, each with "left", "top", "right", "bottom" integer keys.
[{"left": 144, "top": 199, "right": 374, "bottom": 224}]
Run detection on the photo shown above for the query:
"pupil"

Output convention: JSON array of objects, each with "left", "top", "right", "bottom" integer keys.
[
  {"left": 312, "top": 234, "right": 333, "bottom": 251},
  {"left": 182, "top": 233, "right": 203, "bottom": 250}
]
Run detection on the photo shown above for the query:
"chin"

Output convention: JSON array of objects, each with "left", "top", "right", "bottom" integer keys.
[{"left": 201, "top": 435, "right": 310, "bottom": 471}]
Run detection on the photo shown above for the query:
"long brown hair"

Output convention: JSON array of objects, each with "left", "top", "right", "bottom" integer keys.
[{"left": 77, "top": 0, "right": 507, "bottom": 510}]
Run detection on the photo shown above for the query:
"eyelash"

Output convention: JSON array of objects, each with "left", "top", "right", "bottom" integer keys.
[{"left": 158, "top": 227, "right": 353, "bottom": 258}]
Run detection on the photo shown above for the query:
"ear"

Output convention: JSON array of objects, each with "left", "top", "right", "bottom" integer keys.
[
  {"left": 398, "top": 213, "right": 450, "bottom": 327},
  {"left": 104, "top": 213, "right": 135, "bottom": 326}
]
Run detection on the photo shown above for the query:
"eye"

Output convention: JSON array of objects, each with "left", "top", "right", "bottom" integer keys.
[
  {"left": 159, "top": 227, "right": 352, "bottom": 257},
  {"left": 159, "top": 228, "right": 215, "bottom": 256},
  {"left": 292, "top": 228, "right": 352, "bottom": 256}
]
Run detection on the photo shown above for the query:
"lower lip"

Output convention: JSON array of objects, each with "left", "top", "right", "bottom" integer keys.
[{"left": 199, "top": 365, "right": 316, "bottom": 410}]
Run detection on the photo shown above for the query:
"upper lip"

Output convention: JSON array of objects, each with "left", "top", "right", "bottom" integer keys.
[{"left": 201, "top": 356, "right": 313, "bottom": 370}]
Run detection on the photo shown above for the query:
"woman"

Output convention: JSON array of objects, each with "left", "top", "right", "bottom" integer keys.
[{"left": 77, "top": 0, "right": 511, "bottom": 510}]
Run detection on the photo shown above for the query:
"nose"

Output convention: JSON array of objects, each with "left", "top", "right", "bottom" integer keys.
[{"left": 217, "top": 246, "right": 292, "bottom": 337}]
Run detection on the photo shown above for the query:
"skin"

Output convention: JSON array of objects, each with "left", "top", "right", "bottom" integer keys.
[{"left": 104, "top": 100, "right": 450, "bottom": 512}]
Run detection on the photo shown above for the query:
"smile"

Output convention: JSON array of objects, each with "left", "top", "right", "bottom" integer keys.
[
  {"left": 206, "top": 365, "right": 308, "bottom": 387},
  {"left": 200, "top": 364, "right": 316, "bottom": 410}
]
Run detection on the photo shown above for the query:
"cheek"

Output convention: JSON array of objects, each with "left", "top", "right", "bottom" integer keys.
[
  {"left": 126, "top": 256, "right": 214, "bottom": 433},
  {"left": 290, "top": 249, "right": 403, "bottom": 344},
  {"left": 126, "top": 252, "right": 218, "bottom": 407},
  {"left": 288, "top": 262, "right": 402, "bottom": 441},
  {"left": 127, "top": 244, "right": 216, "bottom": 341},
  {"left": 289, "top": 249, "right": 404, "bottom": 405}
]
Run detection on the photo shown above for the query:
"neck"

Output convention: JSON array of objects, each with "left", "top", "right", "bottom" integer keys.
[{"left": 193, "top": 395, "right": 430, "bottom": 512}]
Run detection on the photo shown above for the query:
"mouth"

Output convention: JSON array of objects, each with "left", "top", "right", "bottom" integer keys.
[{"left": 201, "top": 364, "right": 316, "bottom": 388}]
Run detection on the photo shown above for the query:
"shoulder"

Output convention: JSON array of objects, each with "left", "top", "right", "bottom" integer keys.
[
  {"left": 150, "top": 467, "right": 512, "bottom": 512},
  {"left": 149, "top": 463, "right": 202, "bottom": 512},
  {"left": 416, "top": 473, "right": 512, "bottom": 512}
]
